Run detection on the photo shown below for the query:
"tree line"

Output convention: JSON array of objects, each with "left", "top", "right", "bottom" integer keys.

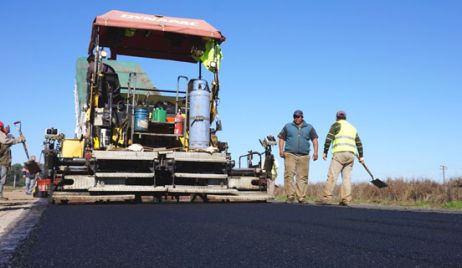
[{"left": 6, "top": 163, "right": 28, "bottom": 187}]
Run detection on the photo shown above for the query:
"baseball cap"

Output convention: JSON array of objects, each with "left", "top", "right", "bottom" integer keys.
[
  {"left": 336, "top": 110, "right": 346, "bottom": 118},
  {"left": 293, "top": 110, "right": 304, "bottom": 117}
]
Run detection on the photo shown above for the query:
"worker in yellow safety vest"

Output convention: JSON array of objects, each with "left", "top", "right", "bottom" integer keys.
[{"left": 319, "top": 111, "right": 364, "bottom": 206}]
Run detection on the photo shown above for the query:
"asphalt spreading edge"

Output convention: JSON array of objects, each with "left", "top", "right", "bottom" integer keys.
[{"left": 0, "top": 199, "right": 47, "bottom": 267}]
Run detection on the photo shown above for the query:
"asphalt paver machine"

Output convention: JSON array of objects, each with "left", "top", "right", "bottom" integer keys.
[{"left": 42, "top": 10, "right": 275, "bottom": 203}]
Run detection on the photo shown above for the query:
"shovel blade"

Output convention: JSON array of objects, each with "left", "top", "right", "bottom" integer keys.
[{"left": 371, "top": 178, "right": 388, "bottom": 188}]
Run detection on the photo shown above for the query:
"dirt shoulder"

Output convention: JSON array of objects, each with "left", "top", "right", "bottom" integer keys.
[
  {"left": 1, "top": 189, "right": 38, "bottom": 237},
  {"left": 0, "top": 189, "right": 47, "bottom": 266}
]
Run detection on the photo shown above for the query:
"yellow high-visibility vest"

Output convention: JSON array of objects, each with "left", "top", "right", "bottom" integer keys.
[
  {"left": 332, "top": 120, "right": 357, "bottom": 154},
  {"left": 192, "top": 40, "right": 223, "bottom": 73}
]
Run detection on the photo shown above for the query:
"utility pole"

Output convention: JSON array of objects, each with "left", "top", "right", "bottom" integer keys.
[
  {"left": 440, "top": 165, "right": 447, "bottom": 184},
  {"left": 440, "top": 165, "right": 451, "bottom": 201}
]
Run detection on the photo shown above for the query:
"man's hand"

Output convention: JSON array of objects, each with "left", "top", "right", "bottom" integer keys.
[
  {"left": 359, "top": 157, "right": 365, "bottom": 164},
  {"left": 18, "top": 135, "right": 26, "bottom": 143},
  {"left": 313, "top": 152, "right": 318, "bottom": 161},
  {"left": 323, "top": 153, "right": 327, "bottom": 161},
  {"left": 278, "top": 138, "right": 285, "bottom": 159}
]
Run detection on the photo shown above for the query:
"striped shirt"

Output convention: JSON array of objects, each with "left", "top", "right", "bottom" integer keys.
[{"left": 323, "top": 122, "right": 363, "bottom": 157}]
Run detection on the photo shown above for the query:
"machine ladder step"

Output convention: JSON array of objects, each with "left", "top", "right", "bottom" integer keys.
[
  {"left": 166, "top": 186, "right": 237, "bottom": 194},
  {"left": 174, "top": 173, "right": 228, "bottom": 179},
  {"left": 89, "top": 186, "right": 166, "bottom": 192},
  {"left": 95, "top": 172, "right": 154, "bottom": 178}
]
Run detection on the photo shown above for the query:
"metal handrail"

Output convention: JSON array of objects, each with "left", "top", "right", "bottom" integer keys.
[
  {"left": 176, "top": 76, "right": 189, "bottom": 115},
  {"left": 120, "top": 87, "right": 186, "bottom": 94}
]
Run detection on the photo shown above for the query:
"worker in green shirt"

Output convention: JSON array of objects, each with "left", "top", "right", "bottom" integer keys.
[{"left": 319, "top": 111, "right": 364, "bottom": 206}]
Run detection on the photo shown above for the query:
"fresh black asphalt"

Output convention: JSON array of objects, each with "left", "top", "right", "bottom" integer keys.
[{"left": 9, "top": 203, "right": 462, "bottom": 267}]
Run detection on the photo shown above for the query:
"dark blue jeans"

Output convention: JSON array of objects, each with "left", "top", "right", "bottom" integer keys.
[{"left": 25, "top": 173, "right": 37, "bottom": 194}]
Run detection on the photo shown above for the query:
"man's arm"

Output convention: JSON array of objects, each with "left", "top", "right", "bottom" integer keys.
[
  {"left": 278, "top": 138, "right": 285, "bottom": 158},
  {"left": 323, "top": 122, "right": 340, "bottom": 160},
  {"left": 356, "top": 134, "right": 364, "bottom": 161},
  {"left": 277, "top": 126, "right": 287, "bottom": 158},
  {"left": 310, "top": 128, "right": 319, "bottom": 161},
  {"left": 0, "top": 133, "right": 21, "bottom": 145},
  {"left": 312, "top": 138, "right": 318, "bottom": 161}
]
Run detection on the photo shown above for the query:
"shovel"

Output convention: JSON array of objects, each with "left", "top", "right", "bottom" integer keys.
[
  {"left": 13, "top": 121, "right": 30, "bottom": 160},
  {"left": 357, "top": 157, "right": 388, "bottom": 188}
]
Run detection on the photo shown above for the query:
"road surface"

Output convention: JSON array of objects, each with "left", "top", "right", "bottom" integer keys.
[{"left": 9, "top": 203, "right": 462, "bottom": 267}]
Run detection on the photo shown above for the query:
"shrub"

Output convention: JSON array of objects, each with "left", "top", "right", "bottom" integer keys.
[{"left": 277, "top": 176, "right": 462, "bottom": 207}]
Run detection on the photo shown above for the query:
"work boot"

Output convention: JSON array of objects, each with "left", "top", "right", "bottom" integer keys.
[
  {"left": 286, "top": 197, "right": 295, "bottom": 204},
  {"left": 338, "top": 201, "right": 350, "bottom": 207},
  {"left": 298, "top": 198, "right": 305, "bottom": 204}
]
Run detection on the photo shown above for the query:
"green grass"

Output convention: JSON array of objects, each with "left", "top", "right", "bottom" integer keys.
[
  {"left": 274, "top": 195, "right": 319, "bottom": 202},
  {"left": 275, "top": 194, "right": 462, "bottom": 210},
  {"left": 410, "top": 200, "right": 444, "bottom": 209},
  {"left": 443, "top": 201, "right": 462, "bottom": 209}
]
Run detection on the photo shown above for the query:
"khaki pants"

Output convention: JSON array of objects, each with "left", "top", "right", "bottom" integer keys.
[
  {"left": 284, "top": 153, "right": 310, "bottom": 201},
  {"left": 322, "top": 152, "right": 354, "bottom": 203},
  {"left": 0, "top": 166, "right": 8, "bottom": 198},
  {"left": 267, "top": 179, "right": 275, "bottom": 199}
]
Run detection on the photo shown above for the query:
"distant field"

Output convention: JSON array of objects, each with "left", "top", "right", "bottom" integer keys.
[{"left": 276, "top": 177, "right": 462, "bottom": 209}]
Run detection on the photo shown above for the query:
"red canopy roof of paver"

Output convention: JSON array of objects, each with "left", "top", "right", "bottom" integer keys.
[{"left": 88, "top": 10, "right": 225, "bottom": 62}]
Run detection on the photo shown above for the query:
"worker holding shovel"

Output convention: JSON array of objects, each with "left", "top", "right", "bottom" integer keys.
[
  {"left": 0, "top": 122, "right": 25, "bottom": 201},
  {"left": 23, "top": 155, "right": 41, "bottom": 195},
  {"left": 319, "top": 111, "right": 363, "bottom": 206}
]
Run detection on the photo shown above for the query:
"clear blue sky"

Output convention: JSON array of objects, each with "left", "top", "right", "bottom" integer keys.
[{"left": 1, "top": 1, "right": 461, "bottom": 184}]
